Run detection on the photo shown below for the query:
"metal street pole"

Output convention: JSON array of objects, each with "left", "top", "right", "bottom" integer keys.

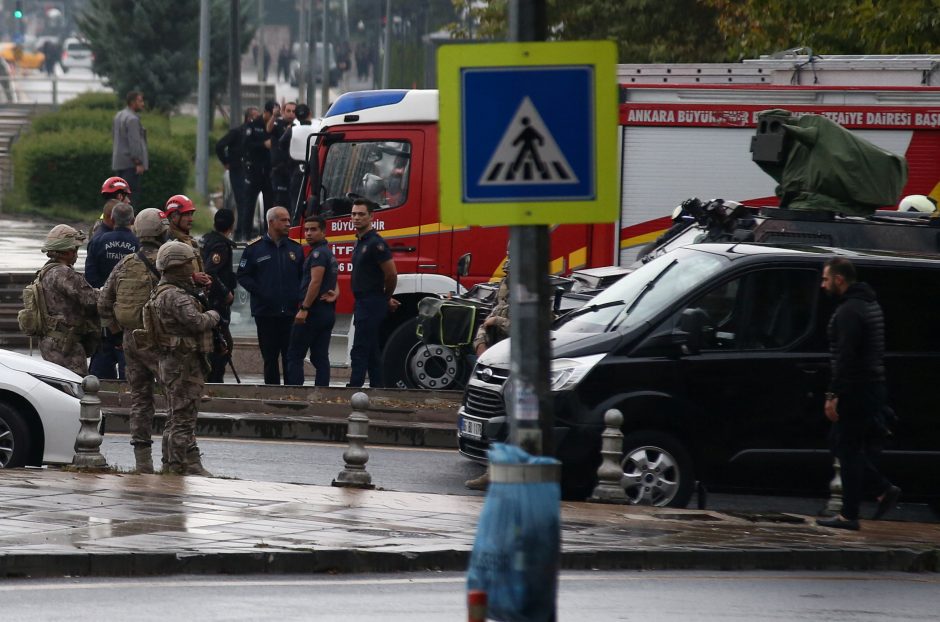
[
  {"left": 306, "top": 0, "right": 316, "bottom": 111},
  {"left": 297, "top": 0, "right": 307, "bottom": 105},
  {"left": 195, "top": 0, "right": 211, "bottom": 197},
  {"left": 257, "top": 0, "right": 265, "bottom": 107},
  {"left": 229, "top": 0, "right": 242, "bottom": 129},
  {"left": 381, "top": 0, "right": 391, "bottom": 89},
  {"left": 320, "top": 0, "right": 329, "bottom": 116},
  {"left": 507, "top": 0, "right": 551, "bottom": 456}
]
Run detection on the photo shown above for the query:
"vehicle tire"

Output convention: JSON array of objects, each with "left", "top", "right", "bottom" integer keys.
[
  {"left": 0, "top": 402, "right": 33, "bottom": 469},
  {"left": 619, "top": 431, "right": 694, "bottom": 508},
  {"left": 381, "top": 317, "right": 468, "bottom": 391}
]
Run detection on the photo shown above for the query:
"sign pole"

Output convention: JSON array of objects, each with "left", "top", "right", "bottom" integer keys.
[{"left": 508, "top": 0, "right": 552, "bottom": 457}]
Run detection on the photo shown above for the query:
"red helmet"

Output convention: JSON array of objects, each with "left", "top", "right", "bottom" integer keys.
[
  {"left": 101, "top": 176, "right": 131, "bottom": 195},
  {"left": 163, "top": 194, "right": 195, "bottom": 216}
]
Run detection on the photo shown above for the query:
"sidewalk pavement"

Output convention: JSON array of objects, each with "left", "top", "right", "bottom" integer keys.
[{"left": 1, "top": 469, "right": 938, "bottom": 578}]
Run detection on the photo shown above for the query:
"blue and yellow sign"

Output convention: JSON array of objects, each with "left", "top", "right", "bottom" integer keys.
[{"left": 438, "top": 41, "right": 618, "bottom": 226}]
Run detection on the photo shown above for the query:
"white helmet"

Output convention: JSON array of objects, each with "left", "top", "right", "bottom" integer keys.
[{"left": 899, "top": 194, "right": 937, "bottom": 213}]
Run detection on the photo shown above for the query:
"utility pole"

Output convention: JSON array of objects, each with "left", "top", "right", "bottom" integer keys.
[
  {"left": 306, "top": 0, "right": 316, "bottom": 110},
  {"left": 256, "top": 0, "right": 265, "bottom": 107},
  {"left": 229, "top": 0, "right": 241, "bottom": 129},
  {"left": 507, "top": 0, "right": 551, "bottom": 456},
  {"left": 195, "top": 0, "right": 211, "bottom": 197},
  {"left": 297, "top": 0, "right": 308, "bottom": 105},
  {"left": 381, "top": 0, "right": 391, "bottom": 89},
  {"left": 320, "top": 0, "right": 329, "bottom": 116}
]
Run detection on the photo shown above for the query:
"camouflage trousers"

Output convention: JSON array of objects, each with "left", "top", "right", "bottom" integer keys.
[
  {"left": 159, "top": 352, "right": 207, "bottom": 472},
  {"left": 39, "top": 334, "right": 88, "bottom": 376},
  {"left": 124, "top": 331, "right": 162, "bottom": 447}
]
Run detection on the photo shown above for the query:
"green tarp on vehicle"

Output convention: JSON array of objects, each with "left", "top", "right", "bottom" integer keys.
[{"left": 752, "top": 109, "right": 908, "bottom": 216}]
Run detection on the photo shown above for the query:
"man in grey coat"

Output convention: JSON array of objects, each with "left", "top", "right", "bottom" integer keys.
[{"left": 112, "top": 91, "right": 149, "bottom": 201}]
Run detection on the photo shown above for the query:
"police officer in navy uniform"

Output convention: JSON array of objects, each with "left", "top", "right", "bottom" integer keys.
[
  {"left": 348, "top": 198, "right": 399, "bottom": 388},
  {"left": 201, "top": 209, "right": 237, "bottom": 382},
  {"left": 285, "top": 216, "right": 339, "bottom": 386},
  {"left": 242, "top": 106, "right": 273, "bottom": 239},
  {"left": 236, "top": 206, "right": 304, "bottom": 384}
]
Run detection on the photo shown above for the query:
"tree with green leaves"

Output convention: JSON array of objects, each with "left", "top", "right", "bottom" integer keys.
[
  {"left": 448, "top": 0, "right": 730, "bottom": 62},
  {"left": 78, "top": 0, "right": 255, "bottom": 114},
  {"left": 704, "top": 0, "right": 940, "bottom": 58}
]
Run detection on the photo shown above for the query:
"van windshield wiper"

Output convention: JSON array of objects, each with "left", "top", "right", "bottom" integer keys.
[
  {"left": 605, "top": 258, "right": 678, "bottom": 331},
  {"left": 559, "top": 300, "right": 626, "bottom": 322}
]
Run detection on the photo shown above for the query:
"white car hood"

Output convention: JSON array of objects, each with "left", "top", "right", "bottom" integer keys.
[{"left": 0, "top": 349, "right": 83, "bottom": 381}]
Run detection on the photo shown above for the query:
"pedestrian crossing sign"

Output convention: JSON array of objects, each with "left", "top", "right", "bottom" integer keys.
[{"left": 438, "top": 41, "right": 618, "bottom": 226}]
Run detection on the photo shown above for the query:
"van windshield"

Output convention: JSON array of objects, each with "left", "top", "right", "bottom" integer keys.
[{"left": 555, "top": 248, "right": 727, "bottom": 334}]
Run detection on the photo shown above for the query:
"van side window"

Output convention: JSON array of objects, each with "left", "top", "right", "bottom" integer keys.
[
  {"left": 861, "top": 267, "right": 940, "bottom": 353},
  {"left": 681, "top": 269, "right": 818, "bottom": 351}
]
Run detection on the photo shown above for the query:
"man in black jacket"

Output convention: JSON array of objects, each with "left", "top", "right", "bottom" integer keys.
[
  {"left": 817, "top": 258, "right": 900, "bottom": 531},
  {"left": 216, "top": 109, "right": 255, "bottom": 241},
  {"left": 201, "top": 209, "right": 237, "bottom": 382}
]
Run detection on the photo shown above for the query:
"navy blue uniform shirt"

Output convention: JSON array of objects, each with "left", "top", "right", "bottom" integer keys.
[
  {"left": 236, "top": 234, "right": 304, "bottom": 316},
  {"left": 351, "top": 228, "right": 393, "bottom": 297},
  {"left": 299, "top": 240, "right": 338, "bottom": 308},
  {"left": 85, "top": 227, "right": 139, "bottom": 288}
]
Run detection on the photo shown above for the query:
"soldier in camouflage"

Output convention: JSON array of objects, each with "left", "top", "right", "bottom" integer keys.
[
  {"left": 164, "top": 194, "right": 212, "bottom": 288},
  {"left": 98, "top": 208, "right": 168, "bottom": 474},
  {"left": 37, "top": 225, "right": 99, "bottom": 375},
  {"left": 147, "top": 241, "right": 220, "bottom": 476}
]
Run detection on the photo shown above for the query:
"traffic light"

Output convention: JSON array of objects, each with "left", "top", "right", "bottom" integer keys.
[{"left": 13, "top": 1, "right": 24, "bottom": 19}]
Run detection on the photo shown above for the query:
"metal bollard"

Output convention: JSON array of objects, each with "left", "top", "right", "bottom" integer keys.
[
  {"left": 71, "top": 375, "right": 107, "bottom": 469},
  {"left": 590, "top": 409, "right": 628, "bottom": 503},
  {"left": 332, "top": 392, "right": 374, "bottom": 489},
  {"left": 821, "top": 458, "right": 843, "bottom": 516}
]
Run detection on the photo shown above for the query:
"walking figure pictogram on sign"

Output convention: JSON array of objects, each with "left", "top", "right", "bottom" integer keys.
[{"left": 479, "top": 97, "right": 578, "bottom": 186}]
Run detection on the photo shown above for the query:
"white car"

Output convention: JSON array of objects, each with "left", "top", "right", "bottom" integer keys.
[
  {"left": 0, "top": 349, "right": 83, "bottom": 468},
  {"left": 60, "top": 37, "right": 93, "bottom": 72}
]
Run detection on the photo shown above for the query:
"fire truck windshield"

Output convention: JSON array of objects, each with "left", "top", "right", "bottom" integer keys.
[{"left": 321, "top": 141, "right": 412, "bottom": 210}]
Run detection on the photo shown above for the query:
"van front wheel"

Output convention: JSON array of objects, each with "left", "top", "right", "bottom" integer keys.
[{"left": 620, "top": 431, "right": 694, "bottom": 508}]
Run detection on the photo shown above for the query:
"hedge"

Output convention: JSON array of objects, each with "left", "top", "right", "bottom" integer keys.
[
  {"left": 59, "top": 92, "right": 121, "bottom": 112},
  {"left": 13, "top": 128, "right": 189, "bottom": 212},
  {"left": 30, "top": 109, "right": 171, "bottom": 137}
]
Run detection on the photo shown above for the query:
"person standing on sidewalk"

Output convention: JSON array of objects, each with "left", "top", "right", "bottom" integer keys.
[
  {"left": 90, "top": 176, "right": 132, "bottom": 240},
  {"left": 98, "top": 208, "right": 168, "bottom": 473},
  {"left": 285, "top": 216, "right": 339, "bottom": 386},
  {"left": 112, "top": 91, "right": 149, "bottom": 201},
  {"left": 236, "top": 206, "right": 304, "bottom": 384},
  {"left": 36, "top": 225, "right": 100, "bottom": 376},
  {"left": 201, "top": 209, "right": 238, "bottom": 383},
  {"left": 348, "top": 199, "right": 399, "bottom": 388},
  {"left": 144, "top": 241, "right": 220, "bottom": 476},
  {"left": 215, "top": 110, "right": 251, "bottom": 239},
  {"left": 86, "top": 202, "right": 138, "bottom": 380},
  {"left": 817, "top": 258, "right": 900, "bottom": 531}
]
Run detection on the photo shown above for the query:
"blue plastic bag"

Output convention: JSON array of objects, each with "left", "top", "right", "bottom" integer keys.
[{"left": 466, "top": 443, "right": 561, "bottom": 622}]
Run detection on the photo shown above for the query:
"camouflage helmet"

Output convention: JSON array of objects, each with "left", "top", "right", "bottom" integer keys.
[
  {"left": 41, "top": 224, "right": 86, "bottom": 252},
  {"left": 155, "top": 240, "right": 196, "bottom": 271},
  {"left": 134, "top": 208, "right": 169, "bottom": 238}
]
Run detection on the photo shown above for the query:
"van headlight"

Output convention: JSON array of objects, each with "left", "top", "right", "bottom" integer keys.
[
  {"left": 548, "top": 354, "right": 605, "bottom": 392},
  {"left": 29, "top": 373, "right": 84, "bottom": 399}
]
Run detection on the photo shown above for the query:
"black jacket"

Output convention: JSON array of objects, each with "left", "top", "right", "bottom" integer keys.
[
  {"left": 827, "top": 282, "right": 886, "bottom": 393},
  {"left": 215, "top": 127, "right": 246, "bottom": 170},
  {"left": 201, "top": 230, "right": 237, "bottom": 314}
]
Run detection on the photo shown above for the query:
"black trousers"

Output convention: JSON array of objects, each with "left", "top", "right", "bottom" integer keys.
[
  {"left": 829, "top": 382, "right": 892, "bottom": 521},
  {"left": 255, "top": 315, "right": 293, "bottom": 385}
]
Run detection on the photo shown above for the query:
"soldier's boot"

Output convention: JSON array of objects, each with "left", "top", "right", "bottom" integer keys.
[
  {"left": 184, "top": 446, "right": 213, "bottom": 477},
  {"left": 133, "top": 445, "right": 155, "bottom": 474},
  {"left": 465, "top": 468, "right": 490, "bottom": 491}
]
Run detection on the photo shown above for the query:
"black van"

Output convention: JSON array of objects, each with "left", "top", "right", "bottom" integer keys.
[{"left": 457, "top": 243, "right": 940, "bottom": 507}]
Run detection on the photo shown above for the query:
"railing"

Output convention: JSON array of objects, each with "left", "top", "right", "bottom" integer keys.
[{"left": 0, "top": 72, "right": 109, "bottom": 108}]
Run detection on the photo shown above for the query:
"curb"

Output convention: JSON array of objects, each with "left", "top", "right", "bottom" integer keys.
[
  {"left": 103, "top": 410, "right": 458, "bottom": 449},
  {"left": 2, "top": 547, "right": 937, "bottom": 579}
]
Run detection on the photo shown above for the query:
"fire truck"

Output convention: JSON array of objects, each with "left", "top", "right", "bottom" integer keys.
[{"left": 292, "top": 53, "right": 940, "bottom": 387}]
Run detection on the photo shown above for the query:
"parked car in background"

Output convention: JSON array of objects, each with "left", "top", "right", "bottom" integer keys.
[
  {"left": 0, "top": 350, "right": 82, "bottom": 469},
  {"left": 60, "top": 37, "right": 93, "bottom": 72}
]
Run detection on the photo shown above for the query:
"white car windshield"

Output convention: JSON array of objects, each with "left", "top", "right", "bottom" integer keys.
[{"left": 555, "top": 247, "right": 727, "bottom": 334}]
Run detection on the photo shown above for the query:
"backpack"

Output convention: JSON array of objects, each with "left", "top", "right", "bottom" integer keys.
[
  {"left": 17, "top": 265, "right": 55, "bottom": 337},
  {"left": 113, "top": 251, "right": 160, "bottom": 330}
]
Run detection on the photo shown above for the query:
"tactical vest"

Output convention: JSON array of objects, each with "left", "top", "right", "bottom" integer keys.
[
  {"left": 138, "top": 284, "right": 209, "bottom": 353},
  {"left": 17, "top": 264, "right": 55, "bottom": 337},
  {"left": 113, "top": 253, "right": 160, "bottom": 330}
]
